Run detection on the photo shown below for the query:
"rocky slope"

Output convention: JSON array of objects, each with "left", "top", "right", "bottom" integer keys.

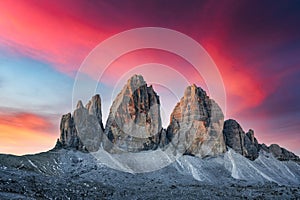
[{"left": 0, "top": 149, "right": 299, "bottom": 199}]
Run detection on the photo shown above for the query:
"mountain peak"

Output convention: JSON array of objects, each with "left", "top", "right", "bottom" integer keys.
[
  {"left": 167, "top": 83, "right": 226, "bottom": 157},
  {"left": 126, "top": 74, "right": 146, "bottom": 87},
  {"left": 76, "top": 100, "right": 84, "bottom": 109},
  {"left": 104, "top": 75, "right": 161, "bottom": 152},
  {"left": 184, "top": 84, "right": 207, "bottom": 99}
]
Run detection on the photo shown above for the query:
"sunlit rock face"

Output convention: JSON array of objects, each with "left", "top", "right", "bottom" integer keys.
[
  {"left": 223, "top": 119, "right": 260, "bottom": 160},
  {"left": 58, "top": 95, "right": 104, "bottom": 152},
  {"left": 104, "top": 75, "right": 162, "bottom": 152},
  {"left": 166, "top": 84, "right": 226, "bottom": 158}
]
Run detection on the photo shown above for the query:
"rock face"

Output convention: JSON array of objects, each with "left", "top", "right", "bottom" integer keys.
[
  {"left": 59, "top": 113, "right": 80, "bottom": 149},
  {"left": 223, "top": 119, "right": 259, "bottom": 160},
  {"left": 223, "top": 119, "right": 300, "bottom": 162},
  {"left": 104, "top": 75, "right": 161, "bottom": 152},
  {"left": 86, "top": 94, "right": 104, "bottom": 131},
  {"left": 260, "top": 143, "right": 300, "bottom": 162},
  {"left": 166, "top": 84, "right": 226, "bottom": 157},
  {"left": 58, "top": 95, "right": 104, "bottom": 152}
]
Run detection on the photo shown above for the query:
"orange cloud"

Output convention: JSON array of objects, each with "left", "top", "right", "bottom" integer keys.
[{"left": 0, "top": 113, "right": 57, "bottom": 155}]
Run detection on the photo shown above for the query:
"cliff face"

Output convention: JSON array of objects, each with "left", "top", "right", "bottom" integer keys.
[
  {"left": 104, "top": 75, "right": 161, "bottom": 152},
  {"left": 59, "top": 113, "right": 80, "bottom": 149},
  {"left": 223, "top": 119, "right": 299, "bottom": 162},
  {"left": 58, "top": 94, "right": 103, "bottom": 152},
  {"left": 166, "top": 84, "right": 226, "bottom": 157},
  {"left": 223, "top": 119, "right": 259, "bottom": 160}
]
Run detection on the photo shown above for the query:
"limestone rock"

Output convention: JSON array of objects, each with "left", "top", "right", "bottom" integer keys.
[
  {"left": 166, "top": 84, "right": 226, "bottom": 158},
  {"left": 223, "top": 119, "right": 259, "bottom": 160},
  {"left": 260, "top": 143, "right": 300, "bottom": 162},
  {"left": 222, "top": 119, "right": 299, "bottom": 162},
  {"left": 73, "top": 100, "right": 103, "bottom": 152},
  {"left": 104, "top": 75, "right": 161, "bottom": 152},
  {"left": 59, "top": 113, "right": 80, "bottom": 149},
  {"left": 58, "top": 95, "right": 104, "bottom": 152},
  {"left": 86, "top": 94, "right": 104, "bottom": 131}
]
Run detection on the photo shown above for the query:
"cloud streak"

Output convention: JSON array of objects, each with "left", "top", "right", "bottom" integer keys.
[{"left": 0, "top": 112, "right": 57, "bottom": 155}]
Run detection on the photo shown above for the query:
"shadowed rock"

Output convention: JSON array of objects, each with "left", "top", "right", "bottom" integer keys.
[
  {"left": 223, "top": 119, "right": 259, "bottom": 160},
  {"left": 223, "top": 119, "right": 299, "bottom": 162},
  {"left": 59, "top": 113, "right": 81, "bottom": 149},
  {"left": 73, "top": 100, "right": 102, "bottom": 152},
  {"left": 57, "top": 95, "right": 104, "bottom": 152}
]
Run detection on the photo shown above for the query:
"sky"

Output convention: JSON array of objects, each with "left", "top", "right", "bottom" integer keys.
[{"left": 0, "top": 0, "right": 299, "bottom": 155}]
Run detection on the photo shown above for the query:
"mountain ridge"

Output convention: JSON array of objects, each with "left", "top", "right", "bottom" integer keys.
[
  {"left": 0, "top": 74, "right": 299, "bottom": 199},
  {"left": 57, "top": 74, "right": 299, "bottom": 163}
]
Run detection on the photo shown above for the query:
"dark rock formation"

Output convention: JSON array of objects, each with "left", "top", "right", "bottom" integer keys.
[
  {"left": 223, "top": 119, "right": 259, "bottom": 160},
  {"left": 104, "top": 75, "right": 161, "bottom": 152},
  {"left": 166, "top": 84, "right": 226, "bottom": 157},
  {"left": 57, "top": 95, "right": 104, "bottom": 152},
  {"left": 73, "top": 100, "right": 103, "bottom": 152},
  {"left": 223, "top": 119, "right": 299, "bottom": 162},
  {"left": 260, "top": 143, "right": 300, "bottom": 162}
]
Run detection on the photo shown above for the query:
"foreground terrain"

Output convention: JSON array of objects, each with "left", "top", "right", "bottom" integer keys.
[{"left": 0, "top": 149, "right": 299, "bottom": 199}]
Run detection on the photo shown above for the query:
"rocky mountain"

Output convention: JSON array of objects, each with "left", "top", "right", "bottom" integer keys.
[
  {"left": 1, "top": 74, "right": 300, "bottom": 199},
  {"left": 223, "top": 119, "right": 259, "bottom": 160},
  {"left": 58, "top": 94, "right": 104, "bottom": 152},
  {"left": 223, "top": 119, "right": 299, "bottom": 162},
  {"left": 56, "top": 74, "right": 299, "bottom": 163},
  {"left": 260, "top": 143, "right": 300, "bottom": 162},
  {"left": 166, "top": 84, "right": 226, "bottom": 157},
  {"left": 103, "top": 75, "right": 162, "bottom": 152}
]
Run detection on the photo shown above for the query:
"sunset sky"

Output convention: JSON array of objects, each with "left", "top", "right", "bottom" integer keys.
[{"left": 0, "top": 0, "right": 299, "bottom": 155}]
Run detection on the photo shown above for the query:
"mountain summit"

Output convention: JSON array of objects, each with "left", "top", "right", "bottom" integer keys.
[
  {"left": 166, "top": 84, "right": 226, "bottom": 157},
  {"left": 104, "top": 74, "right": 162, "bottom": 152}
]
